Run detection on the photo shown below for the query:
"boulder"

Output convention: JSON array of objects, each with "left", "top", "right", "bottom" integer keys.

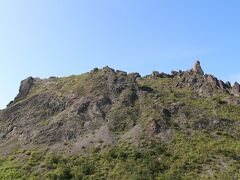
[{"left": 192, "top": 60, "right": 204, "bottom": 75}]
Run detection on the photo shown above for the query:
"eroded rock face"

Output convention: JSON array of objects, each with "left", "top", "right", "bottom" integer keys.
[
  {"left": 15, "top": 77, "right": 34, "bottom": 101},
  {"left": 1, "top": 61, "right": 240, "bottom": 155},
  {"left": 204, "top": 75, "right": 229, "bottom": 90},
  {"left": 232, "top": 82, "right": 240, "bottom": 97},
  {"left": 192, "top": 60, "right": 204, "bottom": 75},
  {"left": 218, "top": 80, "right": 227, "bottom": 90},
  {"left": 206, "top": 74, "right": 219, "bottom": 87}
]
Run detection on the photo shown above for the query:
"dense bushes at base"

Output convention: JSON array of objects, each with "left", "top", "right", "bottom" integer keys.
[{"left": 0, "top": 134, "right": 239, "bottom": 179}]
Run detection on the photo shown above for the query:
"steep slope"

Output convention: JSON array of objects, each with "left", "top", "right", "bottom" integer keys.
[{"left": 0, "top": 61, "right": 239, "bottom": 179}]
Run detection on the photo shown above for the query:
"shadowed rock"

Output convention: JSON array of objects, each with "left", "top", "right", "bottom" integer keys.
[
  {"left": 226, "top": 81, "right": 232, "bottom": 88},
  {"left": 218, "top": 80, "right": 227, "bottom": 90},
  {"left": 152, "top": 71, "right": 161, "bottom": 78},
  {"left": 15, "top": 77, "right": 34, "bottom": 101},
  {"left": 91, "top": 68, "right": 99, "bottom": 73}
]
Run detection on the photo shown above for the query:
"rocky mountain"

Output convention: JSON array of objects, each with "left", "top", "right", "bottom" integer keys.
[{"left": 0, "top": 61, "right": 240, "bottom": 179}]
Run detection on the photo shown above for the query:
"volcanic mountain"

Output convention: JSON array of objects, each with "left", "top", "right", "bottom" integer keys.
[{"left": 0, "top": 61, "right": 239, "bottom": 179}]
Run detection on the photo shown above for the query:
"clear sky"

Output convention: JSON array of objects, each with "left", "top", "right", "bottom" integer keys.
[{"left": 1, "top": 0, "right": 240, "bottom": 109}]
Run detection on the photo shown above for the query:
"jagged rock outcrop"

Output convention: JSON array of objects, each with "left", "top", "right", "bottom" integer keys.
[
  {"left": 116, "top": 70, "right": 127, "bottom": 76},
  {"left": 232, "top": 82, "right": 240, "bottom": 97},
  {"left": 202, "top": 74, "right": 230, "bottom": 91},
  {"left": 151, "top": 71, "right": 172, "bottom": 78},
  {"left": 226, "top": 81, "right": 232, "bottom": 88},
  {"left": 218, "top": 80, "right": 227, "bottom": 90},
  {"left": 151, "top": 71, "right": 161, "bottom": 78},
  {"left": 2, "top": 61, "right": 237, "bottom": 146},
  {"left": 91, "top": 68, "right": 99, "bottom": 73},
  {"left": 192, "top": 60, "right": 204, "bottom": 75},
  {"left": 15, "top": 76, "right": 34, "bottom": 101},
  {"left": 128, "top": 72, "right": 141, "bottom": 82},
  {"left": 171, "top": 71, "right": 179, "bottom": 76},
  {"left": 206, "top": 74, "right": 219, "bottom": 87}
]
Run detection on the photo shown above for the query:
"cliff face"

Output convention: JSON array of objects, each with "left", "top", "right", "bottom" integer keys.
[{"left": 0, "top": 61, "right": 240, "bottom": 179}]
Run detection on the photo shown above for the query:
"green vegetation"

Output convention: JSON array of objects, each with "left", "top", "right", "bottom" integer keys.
[{"left": 0, "top": 134, "right": 239, "bottom": 179}]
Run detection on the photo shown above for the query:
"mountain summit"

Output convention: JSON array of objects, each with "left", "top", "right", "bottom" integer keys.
[
  {"left": 192, "top": 60, "right": 204, "bottom": 75},
  {"left": 0, "top": 61, "right": 239, "bottom": 179}
]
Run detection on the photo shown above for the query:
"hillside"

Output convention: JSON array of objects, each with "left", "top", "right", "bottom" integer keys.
[{"left": 0, "top": 61, "right": 240, "bottom": 179}]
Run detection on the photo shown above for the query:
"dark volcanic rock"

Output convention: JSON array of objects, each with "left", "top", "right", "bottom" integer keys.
[
  {"left": 15, "top": 77, "right": 34, "bottom": 101},
  {"left": 171, "top": 71, "right": 179, "bottom": 76},
  {"left": 218, "top": 80, "right": 227, "bottom": 90},
  {"left": 226, "top": 81, "right": 231, "bottom": 88}
]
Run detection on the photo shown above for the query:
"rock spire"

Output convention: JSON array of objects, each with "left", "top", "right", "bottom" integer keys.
[{"left": 192, "top": 60, "right": 204, "bottom": 75}]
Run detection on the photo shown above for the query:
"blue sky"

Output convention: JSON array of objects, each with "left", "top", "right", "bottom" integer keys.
[{"left": 0, "top": 0, "right": 240, "bottom": 109}]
